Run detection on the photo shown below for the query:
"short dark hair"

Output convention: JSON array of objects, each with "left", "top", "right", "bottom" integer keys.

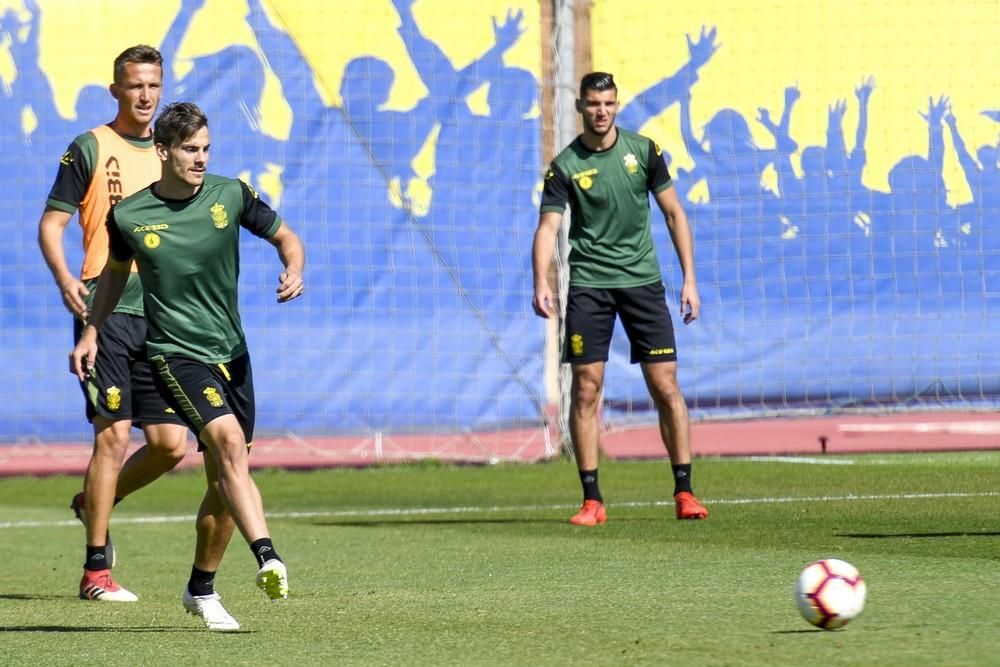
[
  {"left": 579, "top": 72, "right": 616, "bottom": 98},
  {"left": 113, "top": 45, "right": 163, "bottom": 84},
  {"left": 154, "top": 102, "right": 208, "bottom": 147}
]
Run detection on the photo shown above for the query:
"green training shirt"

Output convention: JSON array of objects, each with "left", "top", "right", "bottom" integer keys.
[
  {"left": 540, "top": 127, "right": 673, "bottom": 288},
  {"left": 107, "top": 175, "right": 282, "bottom": 363}
]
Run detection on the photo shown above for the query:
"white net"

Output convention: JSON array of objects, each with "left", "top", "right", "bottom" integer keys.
[
  {"left": 2, "top": 0, "right": 554, "bottom": 462},
  {"left": 590, "top": 0, "right": 1000, "bottom": 426},
  {"left": 3, "top": 0, "right": 999, "bottom": 463}
]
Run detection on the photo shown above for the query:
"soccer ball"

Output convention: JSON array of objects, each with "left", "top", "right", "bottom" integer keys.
[{"left": 795, "top": 558, "right": 866, "bottom": 630}]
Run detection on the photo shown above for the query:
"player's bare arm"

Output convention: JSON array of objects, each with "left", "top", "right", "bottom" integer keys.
[
  {"left": 38, "top": 207, "right": 91, "bottom": 320},
  {"left": 531, "top": 210, "right": 562, "bottom": 318},
  {"left": 69, "top": 258, "right": 130, "bottom": 380},
  {"left": 268, "top": 222, "right": 305, "bottom": 303},
  {"left": 654, "top": 186, "right": 700, "bottom": 324}
]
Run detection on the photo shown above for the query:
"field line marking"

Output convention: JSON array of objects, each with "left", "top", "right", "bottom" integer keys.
[
  {"left": 735, "top": 456, "right": 857, "bottom": 465},
  {"left": 2, "top": 490, "right": 999, "bottom": 530}
]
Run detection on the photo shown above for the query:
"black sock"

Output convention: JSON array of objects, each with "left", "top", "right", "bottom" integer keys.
[
  {"left": 251, "top": 538, "right": 282, "bottom": 568},
  {"left": 187, "top": 565, "right": 216, "bottom": 597},
  {"left": 672, "top": 463, "right": 693, "bottom": 495},
  {"left": 84, "top": 544, "right": 110, "bottom": 571},
  {"left": 579, "top": 468, "right": 603, "bottom": 503}
]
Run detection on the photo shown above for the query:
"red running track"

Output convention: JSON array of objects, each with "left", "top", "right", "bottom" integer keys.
[{"left": 3, "top": 411, "right": 999, "bottom": 477}]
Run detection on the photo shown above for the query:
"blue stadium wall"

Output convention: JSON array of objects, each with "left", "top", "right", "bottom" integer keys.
[{"left": 1, "top": 1, "right": 998, "bottom": 444}]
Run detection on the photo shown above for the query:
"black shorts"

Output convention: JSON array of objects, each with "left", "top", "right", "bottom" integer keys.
[
  {"left": 563, "top": 282, "right": 678, "bottom": 364},
  {"left": 150, "top": 353, "right": 255, "bottom": 450},
  {"left": 74, "top": 313, "right": 185, "bottom": 426}
]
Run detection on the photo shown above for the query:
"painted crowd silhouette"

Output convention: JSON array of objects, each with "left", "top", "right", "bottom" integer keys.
[{"left": 2, "top": 4, "right": 998, "bottom": 440}]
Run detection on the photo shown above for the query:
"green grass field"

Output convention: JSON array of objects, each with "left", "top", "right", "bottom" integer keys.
[{"left": 2, "top": 453, "right": 999, "bottom": 666}]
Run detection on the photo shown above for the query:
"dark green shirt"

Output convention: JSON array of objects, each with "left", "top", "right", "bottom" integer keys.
[
  {"left": 107, "top": 175, "right": 282, "bottom": 363},
  {"left": 540, "top": 128, "right": 673, "bottom": 288}
]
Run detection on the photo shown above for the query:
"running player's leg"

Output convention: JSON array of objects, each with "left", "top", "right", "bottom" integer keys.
[
  {"left": 79, "top": 416, "right": 138, "bottom": 601},
  {"left": 152, "top": 353, "right": 287, "bottom": 599},
  {"left": 183, "top": 449, "right": 240, "bottom": 631},
  {"left": 74, "top": 316, "right": 186, "bottom": 515},
  {"left": 198, "top": 415, "right": 288, "bottom": 599},
  {"left": 198, "top": 414, "right": 267, "bottom": 542},
  {"left": 114, "top": 423, "right": 187, "bottom": 498},
  {"left": 194, "top": 449, "right": 237, "bottom": 573},
  {"left": 112, "top": 335, "right": 189, "bottom": 499},
  {"left": 83, "top": 417, "right": 131, "bottom": 552},
  {"left": 74, "top": 313, "right": 144, "bottom": 599}
]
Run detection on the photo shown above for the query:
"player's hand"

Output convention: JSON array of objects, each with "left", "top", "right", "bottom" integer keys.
[
  {"left": 680, "top": 283, "right": 700, "bottom": 324},
  {"left": 532, "top": 285, "right": 555, "bottom": 319},
  {"left": 69, "top": 328, "right": 98, "bottom": 381},
  {"left": 59, "top": 277, "right": 90, "bottom": 320},
  {"left": 276, "top": 269, "right": 304, "bottom": 302}
]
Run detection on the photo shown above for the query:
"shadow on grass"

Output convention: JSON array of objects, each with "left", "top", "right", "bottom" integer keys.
[
  {"left": 837, "top": 531, "right": 1000, "bottom": 539},
  {"left": 312, "top": 518, "right": 560, "bottom": 528},
  {"left": 0, "top": 593, "right": 69, "bottom": 601},
  {"left": 0, "top": 625, "right": 240, "bottom": 633}
]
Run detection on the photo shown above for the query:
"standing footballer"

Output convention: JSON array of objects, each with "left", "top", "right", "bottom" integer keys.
[
  {"left": 71, "top": 102, "right": 304, "bottom": 629},
  {"left": 532, "top": 72, "right": 708, "bottom": 526}
]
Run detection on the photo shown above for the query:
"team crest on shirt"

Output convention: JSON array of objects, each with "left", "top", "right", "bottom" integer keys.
[
  {"left": 210, "top": 203, "right": 229, "bottom": 229},
  {"left": 623, "top": 153, "right": 639, "bottom": 174},
  {"left": 570, "top": 334, "right": 584, "bottom": 357},
  {"left": 106, "top": 386, "right": 121, "bottom": 411},
  {"left": 203, "top": 386, "right": 224, "bottom": 408},
  {"left": 144, "top": 233, "right": 160, "bottom": 249}
]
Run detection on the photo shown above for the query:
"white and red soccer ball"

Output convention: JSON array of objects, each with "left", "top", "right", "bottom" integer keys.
[{"left": 795, "top": 558, "right": 866, "bottom": 630}]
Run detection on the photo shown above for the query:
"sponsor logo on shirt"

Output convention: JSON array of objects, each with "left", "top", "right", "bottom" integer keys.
[
  {"left": 106, "top": 157, "right": 124, "bottom": 207},
  {"left": 572, "top": 168, "right": 598, "bottom": 191}
]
